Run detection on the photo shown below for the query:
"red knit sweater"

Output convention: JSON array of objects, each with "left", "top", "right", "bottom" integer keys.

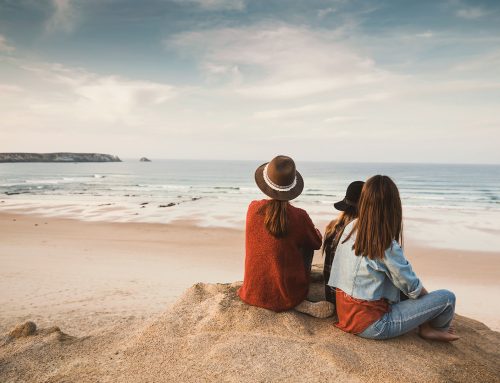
[{"left": 238, "top": 200, "right": 322, "bottom": 312}]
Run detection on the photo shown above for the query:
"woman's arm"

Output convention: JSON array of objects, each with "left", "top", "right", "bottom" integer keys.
[
  {"left": 302, "top": 211, "right": 322, "bottom": 250},
  {"left": 381, "top": 241, "right": 423, "bottom": 299}
]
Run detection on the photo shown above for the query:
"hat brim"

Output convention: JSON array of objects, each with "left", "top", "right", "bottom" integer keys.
[
  {"left": 254, "top": 162, "right": 304, "bottom": 201},
  {"left": 334, "top": 199, "right": 348, "bottom": 211}
]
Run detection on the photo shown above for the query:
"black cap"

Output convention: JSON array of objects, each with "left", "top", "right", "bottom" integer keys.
[{"left": 334, "top": 181, "right": 365, "bottom": 211}]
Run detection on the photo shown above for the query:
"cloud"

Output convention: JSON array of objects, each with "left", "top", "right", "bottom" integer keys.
[
  {"left": 2, "top": 5, "right": 499, "bottom": 162},
  {"left": 456, "top": 7, "right": 485, "bottom": 19},
  {"left": 451, "top": 51, "right": 500, "bottom": 73},
  {"left": 45, "top": 0, "right": 76, "bottom": 33},
  {"left": 415, "top": 31, "right": 433, "bottom": 38},
  {"left": 8, "top": 60, "right": 178, "bottom": 125},
  {"left": 317, "top": 7, "right": 335, "bottom": 18},
  {"left": 177, "top": 0, "right": 245, "bottom": 11},
  {"left": 0, "top": 35, "right": 14, "bottom": 52},
  {"left": 253, "top": 93, "right": 390, "bottom": 119},
  {"left": 323, "top": 116, "right": 366, "bottom": 123},
  {"left": 168, "top": 24, "right": 390, "bottom": 100},
  {"left": 0, "top": 84, "right": 23, "bottom": 93}
]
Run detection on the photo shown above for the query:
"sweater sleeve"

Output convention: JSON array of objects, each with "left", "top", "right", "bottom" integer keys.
[{"left": 301, "top": 211, "right": 322, "bottom": 250}]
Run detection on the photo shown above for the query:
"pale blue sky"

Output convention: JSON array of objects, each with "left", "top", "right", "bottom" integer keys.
[{"left": 0, "top": 0, "right": 499, "bottom": 163}]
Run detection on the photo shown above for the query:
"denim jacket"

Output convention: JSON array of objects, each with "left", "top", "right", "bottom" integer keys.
[{"left": 327, "top": 220, "right": 423, "bottom": 303}]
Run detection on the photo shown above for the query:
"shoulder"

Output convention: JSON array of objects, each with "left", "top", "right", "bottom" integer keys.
[
  {"left": 288, "top": 204, "right": 313, "bottom": 221},
  {"left": 383, "top": 240, "right": 407, "bottom": 264},
  {"left": 344, "top": 219, "right": 357, "bottom": 232},
  {"left": 341, "top": 219, "right": 357, "bottom": 240},
  {"left": 247, "top": 200, "right": 264, "bottom": 217},
  {"left": 248, "top": 199, "right": 267, "bottom": 210},
  {"left": 386, "top": 240, "right": 403, "bottom": 255}
]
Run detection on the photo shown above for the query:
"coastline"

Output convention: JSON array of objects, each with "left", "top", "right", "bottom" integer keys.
[{"left": 1, "top": 212, "right": 499, "bottom": 334}]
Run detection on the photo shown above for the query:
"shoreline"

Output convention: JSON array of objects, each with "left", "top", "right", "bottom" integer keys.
[
  {"left": 2, "top": 196, "right": 500, "bottom": 252},
  {"left": 1, "top": 211, "right": 499, "bottom": 335}
]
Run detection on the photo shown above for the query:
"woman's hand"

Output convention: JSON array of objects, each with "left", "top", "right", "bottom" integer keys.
[{"left": 419, "top": 287, "right": 429, "bottom": 297}]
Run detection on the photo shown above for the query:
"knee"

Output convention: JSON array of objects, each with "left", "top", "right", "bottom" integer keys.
[{"left": 438, "top": 289, "right": 456, "bottom": 306}]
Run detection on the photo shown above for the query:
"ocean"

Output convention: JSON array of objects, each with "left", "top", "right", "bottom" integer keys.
[{"left": 1, "top": 160, "right": 499, "bottom": 251}]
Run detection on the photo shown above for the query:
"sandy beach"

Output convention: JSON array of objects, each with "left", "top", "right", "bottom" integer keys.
[
  {"left": 1, "top": 211, "right": 499, "bottom": 336},
  {"left": 0, "top": 212, "right": 245, "bottom": 336},
  {"left": 1, "top": 212, "right": 500, "bottom": 382}
]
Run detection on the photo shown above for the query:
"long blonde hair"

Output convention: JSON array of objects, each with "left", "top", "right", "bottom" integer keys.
[
  {"left": 258, "top": 199, "right": 289, "bottom": 238},
  {"left": 322, "top": 205, "right": 358, "bottom": 255}
]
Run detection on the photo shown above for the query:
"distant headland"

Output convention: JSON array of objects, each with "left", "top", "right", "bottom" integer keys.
[{"left": 0, "top": 153, "right": 122, "bottom": 163}]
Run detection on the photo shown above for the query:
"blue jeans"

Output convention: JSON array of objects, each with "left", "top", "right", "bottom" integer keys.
[{"left": 359, "top": 289, "right": 456, "bottom": 340}]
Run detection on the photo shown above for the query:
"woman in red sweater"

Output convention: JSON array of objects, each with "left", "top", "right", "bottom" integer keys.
[{"left": 238, "top": 155, "right": 334, "bottom": 318}]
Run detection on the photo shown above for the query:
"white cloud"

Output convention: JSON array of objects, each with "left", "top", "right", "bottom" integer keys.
[
  {"left": 168, "top": 24, "right": 390, "bottom": 100},
  {"left": 324, "top": 116, "right": 365, "bottom": 123},
  {"left": 0, "top": 84, "right": 23, "bottom": 93},
  {"left": 179, "top": 0, "right": 245, "bottom": 11},
  {"left": 317, "top": 7, "right": 335, "bottom": 18},
  {"left": 451, "top": 51, "right": 500, "bottom": 73},
  {"left": 2, "top": 16, "right": 499, "bottom": 162},
  {"left": 3, "top": 60, "right": 178, "bottom": 127},
  {"left": 45, "top": 0, "right": 76, "bottom": 33},
  {"left": 415, "top": 31, "right": 433, "bottom": 38},
  {"left": 253, "top": 93, "right": 390, "bottom": 119},
  {"left": 0, "top": 35, "right": 14, "bottom": 52},
  {"left": 456, "top": 7, "right": 485, "bottom": 19}
]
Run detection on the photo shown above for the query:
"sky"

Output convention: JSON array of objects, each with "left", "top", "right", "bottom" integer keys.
[{"left": 0, "top": 0, "right": 499, "bottom": 163}]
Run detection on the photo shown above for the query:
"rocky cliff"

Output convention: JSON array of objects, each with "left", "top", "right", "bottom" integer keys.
[{"left": 0, "top": 153, "right": 121, "bottom": 163}]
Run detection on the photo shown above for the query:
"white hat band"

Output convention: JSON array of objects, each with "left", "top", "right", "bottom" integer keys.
[{"left": 263, "top": 163, "right": 297, "bottom": 192}]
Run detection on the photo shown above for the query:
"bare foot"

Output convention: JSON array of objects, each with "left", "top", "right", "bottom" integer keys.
[{"left": 419, "top": 323, "right": 459, "bottom": 342}]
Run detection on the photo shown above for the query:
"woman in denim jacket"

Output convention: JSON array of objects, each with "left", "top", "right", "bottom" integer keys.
[{"left": 328, "top": 175, "right": 459, "bottom": 341}]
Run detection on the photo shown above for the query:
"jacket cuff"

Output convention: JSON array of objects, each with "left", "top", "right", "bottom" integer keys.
[{"left": 407, "top": 279, "right": 423, "bottom": 299}]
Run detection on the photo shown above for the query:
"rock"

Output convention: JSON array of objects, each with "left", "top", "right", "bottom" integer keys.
[
  {"left": 116, "top": 277, "right": 500, "bottom": 383},
  {"left": 139, "top": 157, "right": 151, "bottom": 162},
  {"left": 0, "top": 153, "right": 121, "bottom": 163},
  {"left": 159, "top": 203, "right": 176, "bottom": 208},
  {"left": 8, "top": 321, "right": 37, "bottom": 339}
]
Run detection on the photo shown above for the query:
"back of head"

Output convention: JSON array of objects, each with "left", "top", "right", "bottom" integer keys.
[
  {"left": 323, "top": 205, "right": 358, "bottom": 255},
  {"left": 352, "top": 175, "right": 403, "bottom": 259}
]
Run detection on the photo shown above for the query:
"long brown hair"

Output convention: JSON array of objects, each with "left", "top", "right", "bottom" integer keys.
[
  {"left": 322, "top": 205, "right": 358, "bottom": 255},
  {"left": 258, "top": 199, "right": 289, "bottom": 238},
  {"left": 345, "top": 175, "right": 403, "bottom": 259}
]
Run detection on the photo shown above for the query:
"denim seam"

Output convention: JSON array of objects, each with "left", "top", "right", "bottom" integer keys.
[
  {"left": 351, "top": 257, "right": 362, "bottom": 295},
  {"left": 388, "top": 302, "right": 449, "bottom": 324}
]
